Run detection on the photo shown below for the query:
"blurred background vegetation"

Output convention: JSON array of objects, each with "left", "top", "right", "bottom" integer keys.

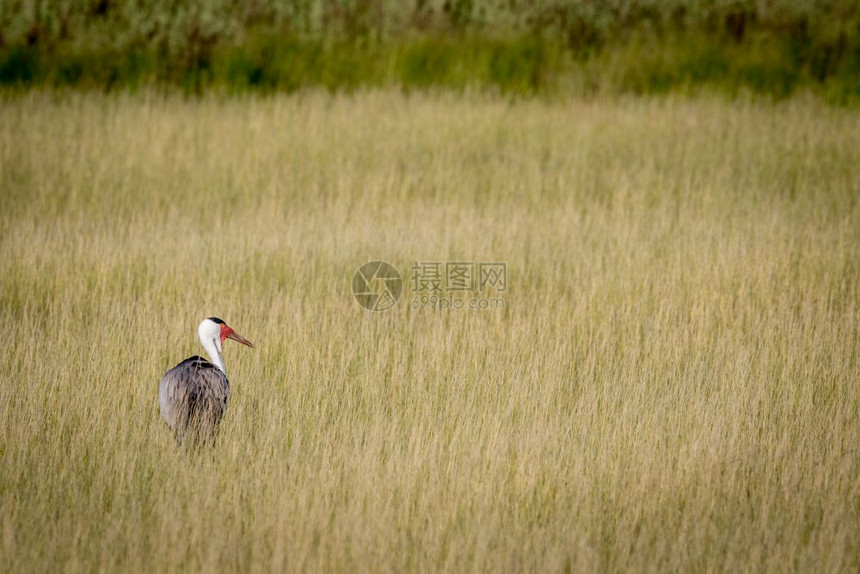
[{"left": 0, "top": 0, "right": 858, "bottom": 100}]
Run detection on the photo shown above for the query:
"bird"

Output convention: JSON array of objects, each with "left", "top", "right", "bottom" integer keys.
[{"left": 159, "top": 317, "right": 254, "bottom": 446}]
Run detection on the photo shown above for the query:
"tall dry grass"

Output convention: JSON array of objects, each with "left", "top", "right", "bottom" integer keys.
[{"left": 0, "top": 90, "right": 858, "bottom": 572}]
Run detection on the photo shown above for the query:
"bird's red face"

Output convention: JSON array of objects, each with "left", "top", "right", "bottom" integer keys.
[{"left": 220, "top": 323, "right": 254, "bottom": 348}]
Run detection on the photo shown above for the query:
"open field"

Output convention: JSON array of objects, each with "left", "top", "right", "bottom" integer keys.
[{"left": 1, "top": 90, "right": 859, "bottom": 571}]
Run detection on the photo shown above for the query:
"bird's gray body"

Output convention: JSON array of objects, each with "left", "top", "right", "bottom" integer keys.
[{"left": 159, "top": 355, "right": 230, "bottom": 445}]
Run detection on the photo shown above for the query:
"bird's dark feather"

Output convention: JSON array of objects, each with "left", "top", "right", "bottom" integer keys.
[{"left": 158, "top": 355, "right": 231, "bottom": 446}]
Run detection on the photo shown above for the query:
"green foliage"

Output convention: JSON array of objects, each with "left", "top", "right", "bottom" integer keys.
[{"left": 0, "top": 1, "right": 858, "bottom": 99}]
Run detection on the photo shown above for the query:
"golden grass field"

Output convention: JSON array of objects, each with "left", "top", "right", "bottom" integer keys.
[{"left": 1, "top": 90, "right": 858, "bottom": 572}]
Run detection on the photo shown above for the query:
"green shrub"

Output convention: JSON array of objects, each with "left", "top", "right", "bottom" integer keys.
[{"left": 0, "top": 1, "right": 857, "bottom": 100}]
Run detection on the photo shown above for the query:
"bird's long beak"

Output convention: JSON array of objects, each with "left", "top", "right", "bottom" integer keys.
[{"left": 226, "top": 330, "right": 254, "bottom": 348}]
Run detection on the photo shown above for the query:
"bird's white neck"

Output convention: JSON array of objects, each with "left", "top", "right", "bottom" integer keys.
[{"left": 201, "top": 336, "right": 226, "bottom": 375}]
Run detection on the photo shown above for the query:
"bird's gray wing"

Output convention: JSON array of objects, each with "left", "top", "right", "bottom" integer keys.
[{"left": 159, "top": 356, "right": 230, "bottom": 436}]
